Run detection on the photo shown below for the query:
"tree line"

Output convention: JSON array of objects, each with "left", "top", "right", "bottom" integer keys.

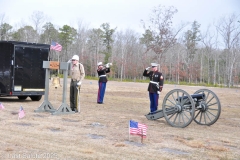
[{"left": 0, "top": 5, "right": 240, "bottom": 87}]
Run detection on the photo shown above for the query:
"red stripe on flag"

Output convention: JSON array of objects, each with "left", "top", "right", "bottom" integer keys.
[{"left": 129, "top": 120, "right": 147, "bottom": 137}]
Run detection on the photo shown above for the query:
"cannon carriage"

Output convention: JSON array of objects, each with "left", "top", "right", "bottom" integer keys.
[{"left": 145, "top": 89, "right": 221, "bottom": 128}]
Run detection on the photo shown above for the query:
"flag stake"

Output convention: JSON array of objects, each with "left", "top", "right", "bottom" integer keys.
[{"left": 128, "top": 120, "right": 130, "bottom": 141}]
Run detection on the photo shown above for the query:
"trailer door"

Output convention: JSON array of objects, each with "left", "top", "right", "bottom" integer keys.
[{"left": 13, "top": 45, "right": 48, "bottom": 94}]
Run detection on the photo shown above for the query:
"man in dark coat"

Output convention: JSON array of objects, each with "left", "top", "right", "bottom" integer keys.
[
  {"left": 143, "top": 63, "right": 164, "bottom": 113},
  {"left": 97, "top": 62, "right": 110, "bottom": 104}
]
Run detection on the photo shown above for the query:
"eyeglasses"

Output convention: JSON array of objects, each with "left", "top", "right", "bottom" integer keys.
[{"left": 72, "top": 59, "right": 76, "bottom": 61}]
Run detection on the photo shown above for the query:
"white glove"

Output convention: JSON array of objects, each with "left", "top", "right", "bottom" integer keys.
[
  {"left": 157, "top": 91, "right": 160, "bottom": 95},
  {"left": 77, "top": 81, "right": 82, "bottom": 86},
  {"left": 145, "top": 67, "right": 151, "bottom": 70},
  {"left": 106, "top": 63, "right": 110, "bottom": 68},
  {"left": 67, "top": 59, "right": 72, "bottom": 63}
]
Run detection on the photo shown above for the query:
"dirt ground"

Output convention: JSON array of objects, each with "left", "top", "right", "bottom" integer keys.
[{"left": 0, "top": 78, "right": 240, "bottom": 160}]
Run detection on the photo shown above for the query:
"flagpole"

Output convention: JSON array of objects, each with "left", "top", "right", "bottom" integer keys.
[
  {"left": 58, "top": 51, "right": 60, "bottom": 75},
  {"left": 141, "top": 129, "right": 144, "bottom": 144},
  {"left": 18, "top": 107, "right": 20, "bottom": 120}
]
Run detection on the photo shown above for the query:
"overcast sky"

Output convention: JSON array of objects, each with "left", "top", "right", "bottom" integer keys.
[{"left": 0, "top": 0, "right": 240, "bottom": 33}]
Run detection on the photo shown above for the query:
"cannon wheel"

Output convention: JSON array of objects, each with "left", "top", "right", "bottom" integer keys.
[
  {"left": 162, "top": 89, "right": 195, "bottom": 128},
  {"left": 194, "top": 89, "right": 221, "bottom": 126}
]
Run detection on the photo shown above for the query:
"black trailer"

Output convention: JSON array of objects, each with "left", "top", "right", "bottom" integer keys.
[{"left": 0, "top": 41, "right": 50, "bottom": 101}]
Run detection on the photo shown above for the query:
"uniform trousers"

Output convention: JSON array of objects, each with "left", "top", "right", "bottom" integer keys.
[
  {"left": 149, "top": 92, "right": 159, "bottom": 113},
  {"left": 70, "top": 80, "right": 79, "bottom": 111},
  {"left": 97, "top": 82, "right": 106, "bottom": 103}
]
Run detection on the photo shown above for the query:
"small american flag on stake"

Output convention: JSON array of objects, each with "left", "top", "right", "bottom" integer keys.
[
  {"left": 18, "top": 106, "right": 25, "bottom": 119},
  {"left": 129, "top": 120, "right": 147, "bottom": 138},
  {"left": 0, "top": 102, "right": 4, "bottom": 109},
  {"left": 50, "top": 41, "right": 62, "bottom": 52}
]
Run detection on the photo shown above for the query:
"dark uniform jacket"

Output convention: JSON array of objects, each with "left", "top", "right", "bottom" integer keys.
[
  {"left": 97, "top": 68, "right": 110, "bottom": 82},
  {"left": 143, "top": 69, "right": 164, "bottom": 93}
]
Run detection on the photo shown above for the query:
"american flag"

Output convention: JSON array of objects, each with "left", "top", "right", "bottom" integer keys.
[
  {"left": 18, "top": 106, "right": 25, "bottom": 119},
  {"left": 129, "top": 120, "right": 147, "bottom": 137},
  {"left": 0, "top": 103, "right": 4, "bottom": 109},
  {"left": 50, "top": 41, "right": 62, "bottom": 52}
]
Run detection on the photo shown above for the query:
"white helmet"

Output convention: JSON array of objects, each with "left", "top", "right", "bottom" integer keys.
[
  {"left": 97, "top": 62, "right": 103, "bottom": 66},
  {"left": 72, "top": 55, "right": 79, "bottom": 61},
  {"left": 151, "top": 63, "right": 159, "bottom": 67}
]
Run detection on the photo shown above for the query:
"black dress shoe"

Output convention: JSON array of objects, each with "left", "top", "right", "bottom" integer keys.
[{"left": 71, "top": 108, "right": 77, "bottom": 112}]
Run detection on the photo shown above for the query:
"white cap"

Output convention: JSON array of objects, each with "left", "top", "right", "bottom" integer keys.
[
  {"left": 151, "top": 63, "right": 159, "bottom": 67},
  {"left": 72, "top": 55, "right": 79, "bottom": 61},
  {"left": 97, "top": 62, "right": 103, "bottom": 66}
]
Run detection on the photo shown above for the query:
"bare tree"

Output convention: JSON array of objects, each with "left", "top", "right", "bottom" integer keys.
[
  {"left": 30, "top": 11, "right": 46, "bottom": 34},
  {"left": 201, "top": 25, "right": 220, "bottom": 85},
  {"left": 113, "top": 30, "right": 144, "bottom": 81},
  {"left": 0, "top": 23, "right": 12, "bottom": 41},
  {"left": 0, "top": 13, "right": 6, "bottom": 26},
  {"left": 140, "top": 5, "right": 187, "bottom": 68},
  {"left": 0, "top": 13, "right": 12, "bottom": 40},
  {"left": 12, "top": 25, "right": 38, "bottom": 42},
  {"left": 216, "top": 13, "right": 240, "bottom": 87},
  {"left": 166, "top": 42, "right": 185, "bottom": 84},
  {"left": 87, "top": 28, "right": 104, "bottom": 76},
  {"left": 183, "top": 21, "right": 201, "bottom": 83}
]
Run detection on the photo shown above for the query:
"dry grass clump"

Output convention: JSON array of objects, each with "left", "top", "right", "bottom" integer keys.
[
  {"left": 113, "top": 143, "right": 126, "bottom": 147},
  {"left": 205, "top": 145, "right": 228, "bottom": 152},
  {"left": 175, "top": 136, "right": 229, "bottom": 152},
  {"left": 4, "top": 148, "right": 13, "bottom": 152},
  {"left": 174, "top": 136, "right": 204, "bottom": 148},
  {"left": 82, "top": 148, "right": 95, "bottom": 154}
]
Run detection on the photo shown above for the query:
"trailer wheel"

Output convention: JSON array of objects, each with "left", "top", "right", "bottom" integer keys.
[
  {"left": 30, "top": 95, "right": 42, "bottom": 101},
  {"left": 18, "top": 96, "right": 28, "bottom": 100}
]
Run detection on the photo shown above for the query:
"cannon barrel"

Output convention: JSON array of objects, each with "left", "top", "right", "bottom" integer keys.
[{"left": 176, "top": 93, "right": 205, "bottom": 102}]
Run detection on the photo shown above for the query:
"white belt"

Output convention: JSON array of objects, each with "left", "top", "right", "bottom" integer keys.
[
  {"left": 150, "top": 81, "right": 158, "bottom": 85},
  {"left": 99, "top": 75, "right": 106, "bottom": 77},
  {"left": 150, "top": 81, "right": 159, "bottom": 88}
]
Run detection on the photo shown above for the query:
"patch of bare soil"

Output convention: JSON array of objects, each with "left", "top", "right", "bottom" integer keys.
[{"left": 0, "top": 79, "right": 240, "bottom": 160}]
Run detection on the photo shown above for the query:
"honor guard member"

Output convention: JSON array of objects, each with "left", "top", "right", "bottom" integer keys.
[
  {"left": 143, "top": 63, "right": 164, "bottom": 114},
  {"left": 97, "top": 62, "right": 110, "bottom": 104},
  {"left": 70, "top": 55, "right": 85, "bottom": 112}
]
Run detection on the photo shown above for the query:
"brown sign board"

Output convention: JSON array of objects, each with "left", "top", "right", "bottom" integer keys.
[{"left": 49, "top": 61, "right": 60, "bottom": 70}]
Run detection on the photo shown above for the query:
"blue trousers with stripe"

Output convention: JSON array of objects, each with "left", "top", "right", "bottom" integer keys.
[
  {"left": 97, "top": 82, "right": 106, "bottom": 103},
  {"left": 149, "top": 92, "right": 159, "bottom": 113}
]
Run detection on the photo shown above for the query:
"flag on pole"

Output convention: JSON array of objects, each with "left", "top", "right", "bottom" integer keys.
[
  {"left": 50, "top": 41, "right": 62, "bottom": 52},
  {"left": 18, "top": 106, "right": 25, "bottom": 119},
  {"left": 129, "top": 120, "right": 147, "bottom": 138},
  {"left": 0, "top": 102, "right": 4, "bottom": 109}
]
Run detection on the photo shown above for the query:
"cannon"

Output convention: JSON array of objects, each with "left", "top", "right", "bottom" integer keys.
[{"left": 145, "top": 89, "right": 221, "bottom": 128}]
